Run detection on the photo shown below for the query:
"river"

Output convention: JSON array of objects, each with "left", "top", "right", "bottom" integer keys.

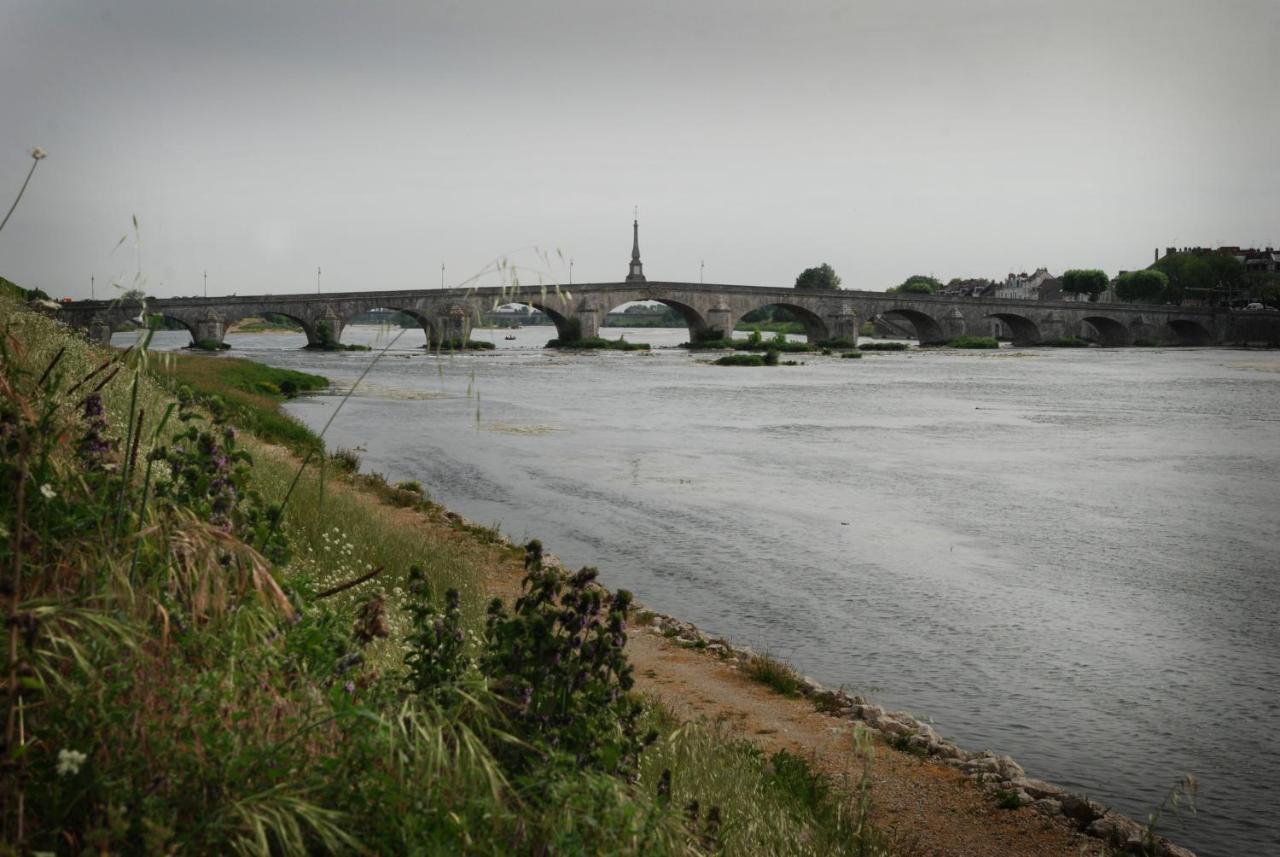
[{"left": 120, "top": 325, "right": 1280, "bottom": 856}]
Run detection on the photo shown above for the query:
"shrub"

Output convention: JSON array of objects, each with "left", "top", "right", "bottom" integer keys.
[
  {"left": 1045, "top": 336, "right": 1089, "bottom": 347},
  {"left": 330, "top": 447, "right": 362, "bottom": 473},
  {"left": 481, "top": 541, "right": 652, "bottom": 777},
  {"left": 1133, "top": 337, "right": 1159, "bottom": 347},
  {"left": 993, "top": 788, "right": 1024, "bottom": 810},
  {"left": 841, "top": 350, "right": 863, "bottom": 359},
  {"left": 858, "top": 341, "right": 909, "bottom": 351},
  {"left": 714, "top": 353, "right": 766, "bottom": 366},
  {"left": 745, "top": 654, "right": 802, "bottom": 697},
  {"left": 947, "top": 335, "right": 999, "bottom": 349},
  {"left": 546, "top": 337, "right": 650, "bottom": 351},
  {"left": 814, "top": 337, "right": 857, "bottom": 350},
  {"left": 763, "top": 349, "right": 780, "bottom": 366}
]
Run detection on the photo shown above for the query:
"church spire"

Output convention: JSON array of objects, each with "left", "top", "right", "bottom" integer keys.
[{"left": 626, "top": 211, "right": 646, "bottom": 283}]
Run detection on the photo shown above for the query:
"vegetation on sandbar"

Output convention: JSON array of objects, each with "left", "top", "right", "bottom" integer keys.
[{"left": 946, "top": 335, "right": 1000, "bottom": 349}]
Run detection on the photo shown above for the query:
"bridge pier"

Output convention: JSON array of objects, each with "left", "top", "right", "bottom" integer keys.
[
  {"left": 194, "top": 313, "right": 227, "bottom": 347},
  {"left": 573, "top": 307, "right": 601, "bottom": 340},
  {"left": 1037, "top": 312, "right": 1066, "bottom": 343},
  {"left": 88, "top": 319, "right": 113, "bottom": 345},
  {"left": 828, "top": 310, "right": 858, "bottom": 342},
  {"left": 427, "top": 305, "right": 470, "bottom": 348},
  {"left": 706, "top": 307, "right": 733, "bottom": 340},
  {"left": 306, "top": 307, "right": 345, "bottom": 348},
  {"left": 938, "top": 308, "right": 966, "bottom": 343}
]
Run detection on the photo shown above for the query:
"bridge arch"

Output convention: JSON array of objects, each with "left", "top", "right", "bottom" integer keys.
[
  {"left": 342, "top": 306, "right": 434, "bottom": 349},
  {"left": 732, "top": 302, "right": 830, "bottom": 342},
  {"left": 244, "top": 309, "right": 320, "bottom": 347},
  {"left": 1167, "top": 318, "right": 1212, "bottom": 346},
  {"left": 601, "top": 298, "right": 713, "bottom": 343},
  {"left": 1082, "top": 315, "right": 1130, "bottom": 347},
  {"left": 879, "top": 308, "right": 946, "bottom": 345},
  {"left": 983, "top": 312, "right": 1040, "bottom": 346},
  {"left": 496, "top": 301, "right": 576, "bottom": 344}
]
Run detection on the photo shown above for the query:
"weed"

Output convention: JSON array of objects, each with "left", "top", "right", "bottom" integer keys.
[
  {"left": 858, "top": 341, "right": 910, "bottom": 351},
  {"left": 841, "top": 349, "right": 864, "bottom": 359},
  {"left": 745, "top": 653, "right": 803, "bottom": 697},
  {"left": 993, "top": 788, "right": 1024, "bottom": 810}
]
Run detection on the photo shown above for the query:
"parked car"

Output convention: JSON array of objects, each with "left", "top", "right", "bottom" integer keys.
[{"left": 1244, "top": 302, "right": 1266, "bottom": 311}]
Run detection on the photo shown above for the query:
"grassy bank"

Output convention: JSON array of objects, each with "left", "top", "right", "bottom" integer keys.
[{"left": 0, "top": 293, "right": 894, "bottom": 855}]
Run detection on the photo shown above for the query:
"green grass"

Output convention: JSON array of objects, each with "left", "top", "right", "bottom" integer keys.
[
  {"left": 840, "top": 350, "right": 864, "bottom": 359},
  {"left": 638, "top": 709, "right": 894, "bottom": 856},
  {"left": 148, "top": 351, "right": 328, "bottom": 457},
  {"left": 857, "top": 341, "right": 910, "bottom": 351},
  {"left": 545, "top": 336, "right": 651, "bottom": 351},
  {"left": 947, "top": 335, "right": 999, "bottom": 349},
  {"left": 0, "top": 293, "right": 899, "bottom": 855},
  {"left": 745, "top": 653, "right": 804, "bottom": 696}
]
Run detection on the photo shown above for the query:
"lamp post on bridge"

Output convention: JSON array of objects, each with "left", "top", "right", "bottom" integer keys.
[
  {"left": 203, "top": 270, "right": 207, "bottom": 298},
  {"left": 90, "top": 274, "right": 94, "bottom": 300},
  {"left": 317, "top": 266, "right": 322, "bottom": 294},
  {"left": 569, "top": 258, "right": 574, "bottom": 285},
  {"left": 441, "top": 262, "right": 445, "bottom": 290},
  {"left": 700, "top": 259, "right": 704, "bottom": 284}
]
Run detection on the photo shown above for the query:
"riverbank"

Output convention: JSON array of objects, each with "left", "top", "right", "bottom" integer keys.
[{"left": 3, "top": 297, "right": 1200, "bottom": 854}]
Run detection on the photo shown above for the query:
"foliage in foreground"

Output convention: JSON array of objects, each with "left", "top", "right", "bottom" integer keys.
[{"left": 0, "top": 298, "right": 895, "bottom": 855}]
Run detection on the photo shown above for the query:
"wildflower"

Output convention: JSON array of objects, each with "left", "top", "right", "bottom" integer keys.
[
  {"left": 39, "top": 483, "right": 56, "bottom": 500},
  {"left": 56, "top": 748, "right": 87, "bottom": 776},
  {"left": 344, "top": 681, "right": 356, "bottom": 695},
  {"left": 31, "top": 147, "right": 47, "bottom": 161}
]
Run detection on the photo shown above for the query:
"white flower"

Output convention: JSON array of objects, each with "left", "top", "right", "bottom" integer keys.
[
  {"left": 39, "top": 484, "right": 56, "bottom": 500},
  {"left": 56, "top": 748, "right": 87, "bottom": 776},
  {"left": 30, "top": 147, "right": 47, "bottom": 161}
]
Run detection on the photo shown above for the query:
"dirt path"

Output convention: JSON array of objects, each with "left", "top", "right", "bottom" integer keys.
[{"left": 313, "top": 475, "right": 1111, "bottom": 856}]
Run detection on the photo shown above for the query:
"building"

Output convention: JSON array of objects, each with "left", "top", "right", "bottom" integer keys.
[{"left": 994, "top": 267, "right": 1053, "bottom": 300}]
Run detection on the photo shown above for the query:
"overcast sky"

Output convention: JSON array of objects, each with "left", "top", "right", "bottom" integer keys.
[{"left": 1, "top": 0, "right": 1276, "bottom": 299}]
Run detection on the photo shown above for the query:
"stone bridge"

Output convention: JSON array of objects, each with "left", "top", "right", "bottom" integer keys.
[{"left": 56, "top": 282, "right": 1274, "bottom": 348}]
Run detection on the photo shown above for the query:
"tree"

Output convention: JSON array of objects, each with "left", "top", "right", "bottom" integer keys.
[
  {"left": 1152, "top": 251, "right": 1244, "bottom": 305},
  {"left": 1114, "top": 269, "right": 1169, "bottom": 304},
  {"left": 887, "top": 274, "right": 941, "bottom": 295},
  {"left": 794, "top": 264, "right": 841, "bottom": 290},
  {"left": 1061, "top": 269, "right": 1109, "bottom": 302}
]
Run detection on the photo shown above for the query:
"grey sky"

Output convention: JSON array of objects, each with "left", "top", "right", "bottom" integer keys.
[{"left": 2, "top": 0, "right": 1277, "bottom": 299}]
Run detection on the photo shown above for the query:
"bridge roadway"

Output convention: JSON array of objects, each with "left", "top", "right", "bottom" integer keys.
[{"left": 56, "top": 281, "right": 1277, "bottom": 348}]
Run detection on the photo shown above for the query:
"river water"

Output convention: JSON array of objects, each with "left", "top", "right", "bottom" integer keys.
[{"left": 121, "top": 325, "right": 1280, "bottom": 856}]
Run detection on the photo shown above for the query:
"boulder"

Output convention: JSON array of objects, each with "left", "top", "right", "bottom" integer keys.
[
  {"left": 1031, "top": 798, "right": 1063, "bottom": 817},
  {"left": 1086, "top": 813, "right": 1145, "bottom": 850},
  {"left": 1060, "top": 793, "right": 1107, "bottom": 829},
  {"left": 1017, "top": 777, "right": 1065, "bottom": 800}
]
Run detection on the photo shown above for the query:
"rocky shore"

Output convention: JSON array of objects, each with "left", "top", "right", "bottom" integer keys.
[{"left": 633, "top": 607, "right": 1198, "bottom": 857}]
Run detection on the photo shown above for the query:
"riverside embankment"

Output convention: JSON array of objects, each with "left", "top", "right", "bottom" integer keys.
[{"left": 120, "top": 324, "right": 1279, "bottom": 855}]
